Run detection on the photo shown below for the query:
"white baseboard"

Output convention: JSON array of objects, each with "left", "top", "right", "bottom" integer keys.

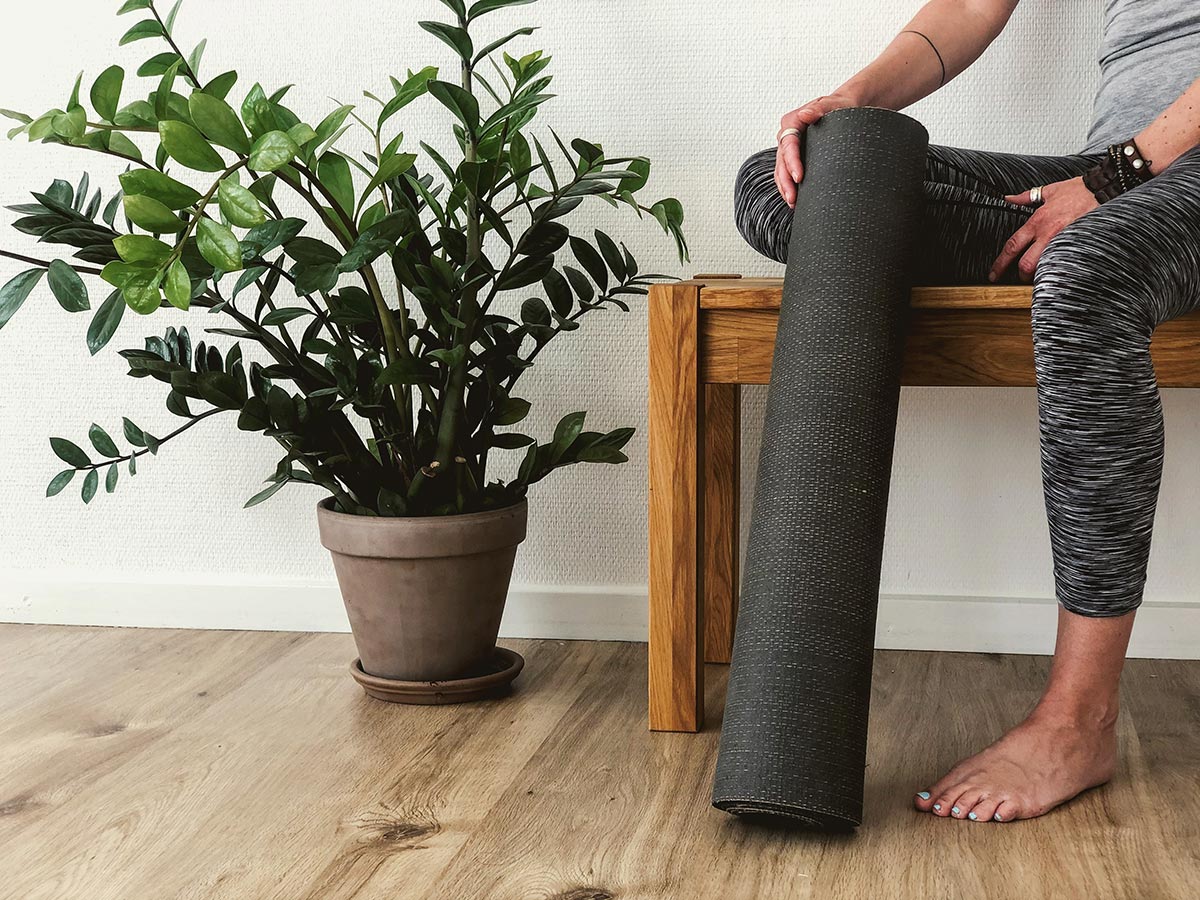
[{"left": 1, "top": 574, "right": 1197, "bottom": 659}]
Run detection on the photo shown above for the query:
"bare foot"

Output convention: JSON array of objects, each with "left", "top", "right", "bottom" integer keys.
[{"left": 911, "top": 707, "right": 1118, "bottom": 823}]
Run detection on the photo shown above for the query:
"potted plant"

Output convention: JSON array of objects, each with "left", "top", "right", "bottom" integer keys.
[{"left": 0, "top": 0, "right": 687, "bottom": 700}]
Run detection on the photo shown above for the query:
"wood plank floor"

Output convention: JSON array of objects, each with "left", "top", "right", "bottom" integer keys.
[{"left": 0, "top": 624, "right": 1196, "bottom": 899}]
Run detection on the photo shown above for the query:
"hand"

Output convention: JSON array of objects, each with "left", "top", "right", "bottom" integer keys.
[
  {"left": 775, "top": 93, "right": 859, "bottom": 207},
  {"left": 988, "top": 177, "right": 1099, "bottom": 283}
]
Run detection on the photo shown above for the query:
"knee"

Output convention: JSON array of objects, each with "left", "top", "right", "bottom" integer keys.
[
  {"left": 1031, "top": 222, "right": 1151, "bottom": 349},
  {"left": 733, "top": 147, "right": 790, "bottom": 263}
]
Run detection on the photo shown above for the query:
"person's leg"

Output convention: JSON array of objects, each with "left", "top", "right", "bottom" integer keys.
[
  {"left": 732, "top": 143, "right": 1098, "bottom": 282},
  {"left": 915, "top": 144, "right": 1200, "bottom": 822}
]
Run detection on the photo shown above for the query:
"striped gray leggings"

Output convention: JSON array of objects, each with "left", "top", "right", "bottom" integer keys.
[{"left": 735, "top": 142, "right": 1200, "bottom": 617}]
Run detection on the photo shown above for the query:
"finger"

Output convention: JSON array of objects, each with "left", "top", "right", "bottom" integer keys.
[
  {"left": 989, "top": 223, "right": 1038, "bottom": 282},
  {"left": 1017, "top": 237, "right": 1051, "bottom": 283},
  {"left": 1004, "top": 190, "right": 1034, "bottom": 206},
  {"left": 778, "top": 133, "right": 803, "bottom": 185},
  {"left": 774, "top": 152, "right": 796, "bottom": 207}
]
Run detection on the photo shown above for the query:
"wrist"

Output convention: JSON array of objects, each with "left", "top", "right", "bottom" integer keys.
[
  {"left": 832, "top": 79, "right": 872, "bottom": 109},
  {"left": 1083, "top": 138, "right": 1155, "bottom": 204}
]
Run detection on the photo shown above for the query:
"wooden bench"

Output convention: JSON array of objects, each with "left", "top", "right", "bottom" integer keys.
[{"left": 647, "top": 275, "right": 1200, "bottom": 732}]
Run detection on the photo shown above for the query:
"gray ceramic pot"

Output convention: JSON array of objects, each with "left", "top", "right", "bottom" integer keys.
[{"left": 317, "top": 497, "right": 528, "bottom": 682}]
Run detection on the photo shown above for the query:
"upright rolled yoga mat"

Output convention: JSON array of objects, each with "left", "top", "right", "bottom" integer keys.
[{"left": 711, "top": 107, "right": 929, "bottom": 829}]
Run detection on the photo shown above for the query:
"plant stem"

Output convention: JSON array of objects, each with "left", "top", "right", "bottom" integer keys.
[
  {"left": 0, "top": 249, "right": 103, "bottom": 276},
  {"left": 149, "top": 1, "right": 202, "bottom": 88},
  {"left": 72, "top": 408, "right": 226, "bottom": 471}
]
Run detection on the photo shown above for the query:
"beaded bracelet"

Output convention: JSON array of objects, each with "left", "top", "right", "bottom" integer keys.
[{"left": 1083, "top": 139, "right": 1154, "bottom": 204}]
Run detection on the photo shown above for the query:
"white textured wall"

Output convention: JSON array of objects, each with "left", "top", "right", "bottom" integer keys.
[{"left": 2, "top": 0, "right": 1197, "bottom": 642}]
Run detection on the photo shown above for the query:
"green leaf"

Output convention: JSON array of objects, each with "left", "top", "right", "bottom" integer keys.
[
  {"left": 51, "top": 437, "right": 90, "bottom": 467},
  {"left": 204, "top": 70, "right": 239, "bottom": 101},
  {"left": 570, "top": 236, "right": 608, "bottom": 290},
  {"left": 378, "top": 67, "right": 437, "bottom": 127},
  {"left": 89, "top": 423, "right": 120, "bottom": 457},
  {"left": 551, "top": 410, "right": 586, "bottom": 462},
  {"left": 491, "top": 432, "right": 535, "bottom": 449},
  {"left": 196, "top": 217, "right": 243, "bottom": 271},
  {"left": 123, "top": 194, "right": 187, "bottom": 232},
  {"left": 119, "top": 169, "right": 202, "bottom": 209},
  {"left": 248, "top": 130, "right": 298, "bottom": 172},
  {"left": 117, "top": 0, "right": 153, "bottom": 12},
  {"left": 159, "top": 120, "right": 226, "bottom": 172},
  {"left": 87, "top": 290, "right": 125, "bottom": 354},
  {"left": 119, "top": 19, "right": 163, "bottom": 45},
  {"left": 0, "top": 269, "right": 45, "bottom": 331},
  {"left": 362, "top": 152, "right": 417, "bottom": 200},
  {"left": 46, "top": 261, "right": 90, "bottom": 312},
  {"left": 576, "top": 444, "right": 628, "bottom": 463},
  {"left": 217, "top": 178, "right": 266, "bottom": 227},
  {"left": 426, "top": 80, "right": 479, "bottom": 133},
  {"left": 46, "top": 469, "right": 75, "bottom": 497},
  {"left": 619, "top": 157, "right": 650, "bottom": 193},
  {"left": 493, "top": 396, "right": 531, "bottom": 426},
  {"left": 123, "top": 418, "right": 147, "bottom": 447},
  {"left": 79, "top": 468, "right": 99, "bottom": 503},
  {"left": 51, "top": 107, "right": 86, "bottom": 141},
  {"left": 90, "top": 65, "right": 125, "bottom": 122},
  {"left": 261, "top": 307, "right": 310, "bottom": 326},
  {"left": 106, "top": 462, "right": 120, "bottom": 493},
  {"left": 287, "top": 122, "right": 317, "bottom": 147},
  {"left": 114, "top": 235, "right": 173, "bottom": 265},
  {"left": 195, "top": 371, "right": 245, "bottom": 409},
  {"left": 467, "top": 0, "right": 537, "bottom": 21},
  {"left": 244, "top": 479, "right": 286, "bottom": 508},
  {"left": 419, "top": 21, "right": 473, "bottom": 61},
  {"left": 317, "top": 152, "right": 353, "bottom": 216},
  {"left": 164, "top": 259, "right": 192, "bottom": 310},
  {"left": 189, "top": 92, "right": 251, "bottom": 154},
  {"left": 242, "top": 217, "right": 304, "bottom": 256},
  {"left": 472, "top": 27, "right": 536, "bottom": 64},
  {"left": 123, "top": 272, "right": 163, "bottom": 315}
]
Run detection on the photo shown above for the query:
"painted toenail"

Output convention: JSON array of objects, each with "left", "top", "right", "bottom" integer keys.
[
  {"left": 951, "top": 806, "right": 961, "bottom": 815},
  {"left": 933, "top": 803, "right": 941, "bottom": 811},
  {"left": 968, "top": 812, "right": 978, "bottom": 820},
  {"left": 993, "top": 813, "right": 1003, "bottom": 822},
  {"left": 917, "top": 791, "right": 930, "bottom": 800}
]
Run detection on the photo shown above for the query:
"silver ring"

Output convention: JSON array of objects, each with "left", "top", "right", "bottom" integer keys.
[
  {"left": 778, "top": 127, "right": 800, "bottom": 144},
  {"left": 1029, "top": 185, "right": 1044, "bottom": 205}
]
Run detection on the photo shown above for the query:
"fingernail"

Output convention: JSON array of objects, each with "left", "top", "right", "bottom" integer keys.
[
  {"left": 968, "top": 812, "right": 978, "bottom": 821},
  {"left": 916, "top": 791, "right": 930, "bottom": 800},
  {"left": 951, "top": 806, "right": 961, "bottom": 816},
  {"left": 933, "top": 803, "right": 941, "bottom": 811},
  {"left": 993, "top": 813, "right": 1003, "bottom": 822}
]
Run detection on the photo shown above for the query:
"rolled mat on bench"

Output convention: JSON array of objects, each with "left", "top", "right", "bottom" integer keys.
[{"left": 711, "top": 107, "right": 929, "bottom": 830}]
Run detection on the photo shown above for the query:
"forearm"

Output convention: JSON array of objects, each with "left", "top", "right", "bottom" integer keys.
[
  {"left": 1135, "top": 75, "right": 1200, "bottom": 173},
  {"left": 836, "top": 0, "right": 1020, "bottom": 108}
]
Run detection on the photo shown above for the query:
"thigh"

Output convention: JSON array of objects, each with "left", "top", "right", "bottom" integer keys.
[
  {"left": 915, "top": 146, "right": 1103, "bottom": 285},
  {"left": 1037, "top": 144, "right": 1200, "bottom": 330}
]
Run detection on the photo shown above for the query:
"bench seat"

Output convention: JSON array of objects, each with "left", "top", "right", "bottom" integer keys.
[{"left": 647, "top": 276, "right": 1200, "bottom": 732}]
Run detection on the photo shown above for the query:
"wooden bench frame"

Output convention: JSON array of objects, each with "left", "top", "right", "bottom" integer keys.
[{"left": 647, "top": 275, "right": 1200, "bottom": 732}]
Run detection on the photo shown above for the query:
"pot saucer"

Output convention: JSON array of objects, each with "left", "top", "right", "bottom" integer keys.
[{"left": 349, "top": 647, "right": 525, "bottom": 705}]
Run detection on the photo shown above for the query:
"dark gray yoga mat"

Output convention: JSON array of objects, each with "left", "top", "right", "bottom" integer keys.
[{"left": 711, "top": 107, "right": 929, "bottom": 830}]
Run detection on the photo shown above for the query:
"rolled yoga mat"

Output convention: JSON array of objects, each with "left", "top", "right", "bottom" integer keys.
[{"left": 711, "top": 107, "right": 929, "bottom": 830}]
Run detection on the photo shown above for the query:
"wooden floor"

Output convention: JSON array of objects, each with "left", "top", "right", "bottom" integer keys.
[{"left": 1, "top": 626, "right": 1197, "bottom": 900}]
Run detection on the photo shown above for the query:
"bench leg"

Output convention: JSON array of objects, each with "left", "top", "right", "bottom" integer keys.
[
  {"left": 703, "top": 383, "right": 740, "bottom": 664},
  {"left": 648, "top": 283, "right": 704, "bottom": 732}
]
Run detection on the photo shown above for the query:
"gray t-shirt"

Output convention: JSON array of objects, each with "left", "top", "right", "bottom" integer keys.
[{"left": 1083, "top": 0, "right": 1200, "bottom": 153}]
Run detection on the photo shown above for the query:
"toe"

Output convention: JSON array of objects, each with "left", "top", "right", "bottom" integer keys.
[
  {"left": 913, "top": 789, "right": 935, "bottom": 811},
  {"left": 951, "top": 788, "right": 984, "bottom": 820},
  {"left": 969, "top": 795, "right": 1001, "bottom": 823},
  {"left": 993, "top": 799, "right": 1020, "bottom": 823}
]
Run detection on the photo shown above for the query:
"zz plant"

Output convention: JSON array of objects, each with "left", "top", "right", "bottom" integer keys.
[{"left": 0, "top": 0, "right": 687, "bottom": 516}]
